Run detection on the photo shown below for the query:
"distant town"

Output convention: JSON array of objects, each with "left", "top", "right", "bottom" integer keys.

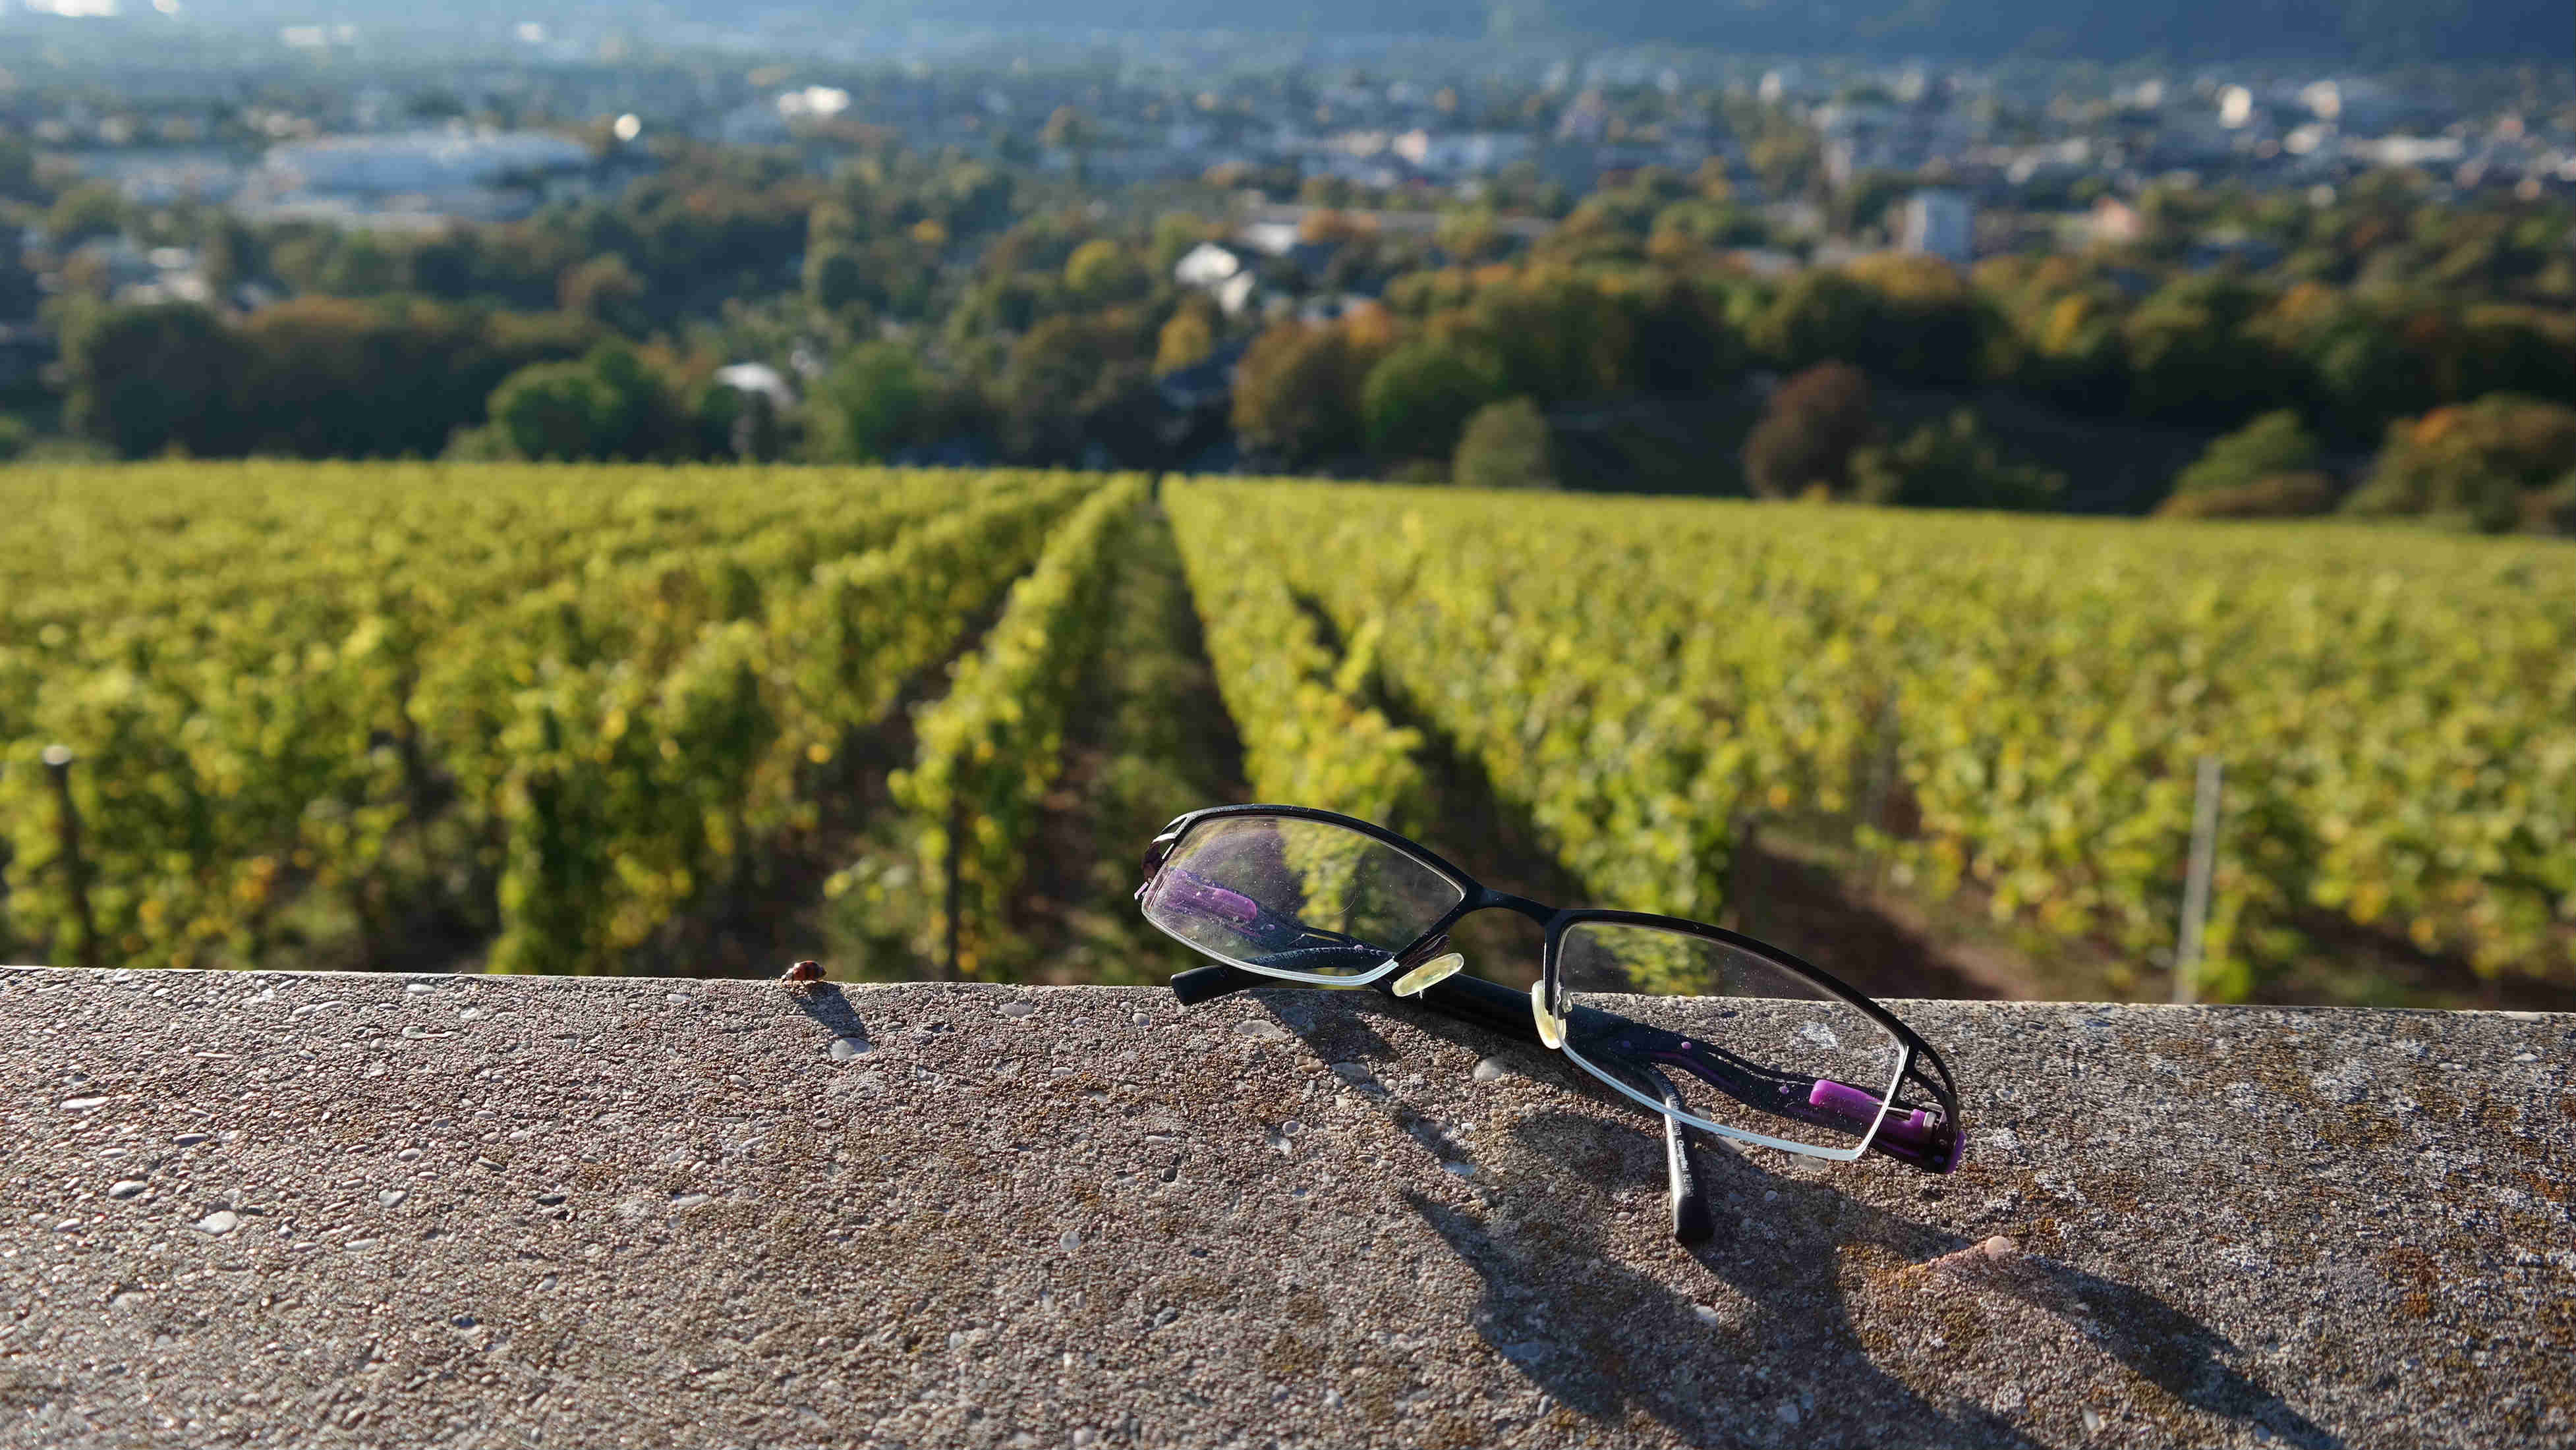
[{"left": 2, "top": 13, "right": 2571, "bottom": 525}]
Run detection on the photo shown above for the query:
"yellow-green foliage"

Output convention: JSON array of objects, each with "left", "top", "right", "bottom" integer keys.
[
  {"left": 0, "top": 462, "right": 1092, "bottom": 972},
  {"left": 1178, "top": 480, "right": 2576, "bottom": 998},
  {"left": 893, "top": 476, "right": 1145, "bottom": 977},
  {"left": 1165, "top": 482, "right": 1429, "bottom": 827}
]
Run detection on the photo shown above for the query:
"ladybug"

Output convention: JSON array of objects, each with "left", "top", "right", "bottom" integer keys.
[{"left": 780, "top": 959, "right": 825, "bottom": 991}]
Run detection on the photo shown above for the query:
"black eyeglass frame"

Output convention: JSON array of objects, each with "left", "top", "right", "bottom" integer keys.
[{"left": 1139, "top": 803, "right": 1964, "bottom": 1174}]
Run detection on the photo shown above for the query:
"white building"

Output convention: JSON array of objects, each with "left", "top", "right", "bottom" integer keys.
[{"left": 1897, "top": 189, "right": 1974, "bottom": 265}]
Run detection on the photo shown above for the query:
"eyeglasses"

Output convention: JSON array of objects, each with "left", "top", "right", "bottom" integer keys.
[{"left": 1136, "top": 805, "right": 1962, "bottom": 1190}]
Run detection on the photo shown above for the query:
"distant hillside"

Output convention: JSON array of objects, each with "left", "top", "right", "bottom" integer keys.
[{"left": 858, "top": 0, "right": 2567, "bottom": 65}]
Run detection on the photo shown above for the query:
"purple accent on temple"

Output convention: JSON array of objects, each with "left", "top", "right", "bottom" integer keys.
[
  {"left": 1809, "top": 1078, "right": 1960, "bottom": 1171},
  {"left": 1163, "top": 870, "right": 1260, "bottom": 925},
  {"left": 1808, "top": 1077, "right": 1887, "bottom": 1125}
]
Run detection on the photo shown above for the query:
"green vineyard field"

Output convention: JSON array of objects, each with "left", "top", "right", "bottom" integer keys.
[
  {"left": 0, "top": 462, "right": 1124, "bottom": 976},
  {"left": 5, "top": 462, "right": 2571, "bottom": 1003},
  {"left": 1173, "top": 479, "right": 2576, "bottom": 999}
]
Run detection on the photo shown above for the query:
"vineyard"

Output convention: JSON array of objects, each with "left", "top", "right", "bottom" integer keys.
[
  {"left": 1170, "top": 480, "right": 2576, "bottom": 1002},
  {"left": 0, "top": 463, "right": 1180, "bottom": 981},
  {"left": 4, "top": 463, "right": 2572, "bottom": 1003}
]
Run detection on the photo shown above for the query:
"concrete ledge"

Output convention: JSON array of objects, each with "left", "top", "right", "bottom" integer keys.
[{"left": 1, "top": 966, "right": 2569, "bottom": 1448}]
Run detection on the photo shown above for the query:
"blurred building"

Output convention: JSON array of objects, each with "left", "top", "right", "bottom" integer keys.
[{"left": 1897, "top": 189, "right": 1974, "bottom": 264}]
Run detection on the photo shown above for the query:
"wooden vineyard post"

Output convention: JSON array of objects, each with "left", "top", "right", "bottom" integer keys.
[
  {"left": 1727, "top": 811, "right": 1760, "bottom": 940},
  {"left": 1860, "top": 687, "right": 1902, "bottom": 891},
  {"left": 42, "top": 745, "right": 100, "bottom": 970},
  {"left": 943, "top": 794, "right": 966, "bottom": 982},
  {"left": 2172, "top": 756, "right": 2224, "bottom": 1005}
]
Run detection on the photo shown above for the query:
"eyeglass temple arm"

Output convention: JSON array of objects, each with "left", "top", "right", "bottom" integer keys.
[
  {"left": 1634, "top": 1059, "right": 1717, "bottom": 1244},
  {"left": 1170, "top": 964, "right": 1961, "bottom": 1174},
  {"left": 1589, "top": 1010, "right": 1962, "bottom": 1174},
  {"left": 1169, "top": 962, "right": 1715, "bottom": 1244}
]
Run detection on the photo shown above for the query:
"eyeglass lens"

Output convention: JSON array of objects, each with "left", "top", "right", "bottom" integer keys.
[
  {"left": 1141, "top": 815, "right": 1463, "bottom": 978},
  {"left": 1556, "top": 922, "right": 1904, "bottom": 1152}
]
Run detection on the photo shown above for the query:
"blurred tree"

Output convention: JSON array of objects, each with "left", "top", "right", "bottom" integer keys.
[
  {"left": 0, "top": 233, "right": 37, "bottom": 320},
  {"left": 1742, "top": 362, "right": 1875, "bottom": 498},
  {"left": 1435, "top": 206, "right": 1504, "bottom": 265},
  {"left": 559, "top": 253, "right": 646, "bottom": 333},
  {"left": 2165, "top": 410, "right": 2322, "bottom": 501},
  {"left": 1063, "top": 238, "right": 1148, "bottom": 304},
  {"left": 807, "top": 200, "right": 861, "bottom": 248},
  {"left": 62, "top": 302, "right": 247, "bottom": 457},
  {"left": 1749, "top": 269, "right": 1879, "bottom": 372},
  {"left": 998, "top": 312, "right": 1155, "bottom": 462},
  {"left": 1147, "top": 211, "right": 1213, "bottom": 278},
  {"left": 196, "top": 218, "right": 260, "bottom": 303},
  {"left": 804, "top": 242, "right": 874, "bottom": 315},
  {"left": 1843, "top": 254, "right": 1988, "bottom": 387},
  {"left": 2122, "top": 276, "right": 2281, "bottom": 425},
  {"left": 1849, "top": 410, "right": 2065, "bottom": 511},
  {"left": 1361, "top": 339, "right": 1504, "bottom": 462},
  {"left": 1231, "top": 318, "right": 1377, "bottom": 466},
  {"left": 1629, "top": 277, "right": 1745, "bottom": 393},
  {"left": 807, "top": 342, "right": 929, "bottom": 463},
  {"left": 1153, "top": 301, "right": 1217, "bottom": 377},
  {"left": 2344, "top": 394, "right": 2576, "bottom": 533},
  {"left": 47, "top": 182, "right": 125, "bottom": 247},
  {"left": 1465, "top": 269, "right": 1633, "bottom": 401},
  {"left": 1451, "top": 398, "right": 1557, "bottom": 490},
  {"left": 486, "top": 343, "right": 682, "bottom": 462},
  {"left": 0, "top": 135, "right": 37, "bottom": 202},
  {"left": 2156, "top": 473, "right": 2336, "bottom": 520}
]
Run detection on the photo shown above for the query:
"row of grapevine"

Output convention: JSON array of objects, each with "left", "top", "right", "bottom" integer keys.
[
  {"left": 892, "top": 477, "right": 1148, "bottom": 976},
  {"left": 481, "top": 477, "right": 1098, "bottom": 973},
  {"left": 1162, "top": 486, "right": 1429, "bottom": 829},
  {"left": 0, "top": 464, "right": 1093, "bottom": 972},
  {"left": 1170, "top": 480, "right": 2576, "bottom": 997}
]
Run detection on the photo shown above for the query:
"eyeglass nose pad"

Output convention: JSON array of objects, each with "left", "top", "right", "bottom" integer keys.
[
  {"left": 1530, "top": 981, "right": 1565, "bottom": 1049},
  {"left": 1391, "top": 952, "right": 1464, "bottom": 997}
]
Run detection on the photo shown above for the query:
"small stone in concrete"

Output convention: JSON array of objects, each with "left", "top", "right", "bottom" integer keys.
[
  {"left": 450, "top": 1314, "right": 476, "bottom": 1329},
  {"left": 378, "top": 1191, "right": 407, "bottom": 1209},
  {"left": 999, "top": 1001, "right": 1036, "bottom": 1018},
  {"left": 1060, "top": 1229, "right": 1080, "bottom": 1250},
  {"left": 670, "top": 1193, "right": 710, "bottom": 1210},
  {"left": 173, "top": 1133, "right": 209, "bottom": 1147},
  {"left": 1234, "top": 1019, "right": 1290, "bottom": 1041},
  {"left": 828, "top": 1036, "right": 871, "bottom": 1060},
  {"left": 55, "top": 1218, "right": 83, "bottom": 1232},
  {"left": 108, "top": 1180, "right": 146, "bottom": 1200},
  {"left": 193, "top": 1211, "right": 239, "bottom": 1235},
  {"left": 536, "top": 1193, "right": 566, "bottom": 1206},
  {"left": 344, "top": 1239, "right": 377, "bottom": 1250},
  {"left": 1472, "top": 1057, "right": 1510, "bottom": 1082},
  {"left": 61, "top": 1096, "right": 107, "bottom": 1111},
  {"left": 396, "top": 1148, "right": 422, "bottom": 1161},
  {"left": 1442, "top": 1161, "right": 1476, "bottom": 1179},
  {"left": 1777, "top": 1403, "right": 1802, "bottom": 1425},
  {"left": 406, "top": 983, "right": 436, "bottom": 994}
]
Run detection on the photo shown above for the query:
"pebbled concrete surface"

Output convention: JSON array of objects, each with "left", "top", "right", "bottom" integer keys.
[{"left": 0, "top": 966, "right": 2569, "bottom": 1449}]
